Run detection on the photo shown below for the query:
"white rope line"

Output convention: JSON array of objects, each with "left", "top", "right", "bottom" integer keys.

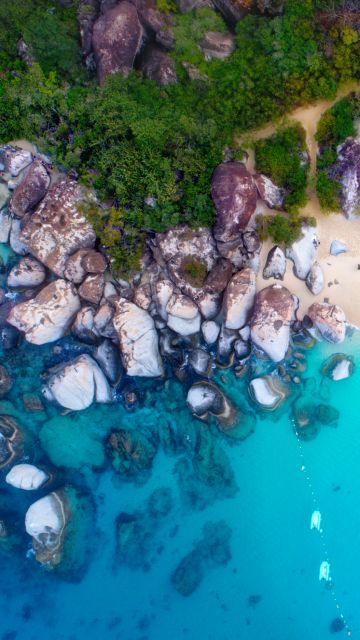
[{"left": 292, "top": 420, "right": 352, "bottom": 637}]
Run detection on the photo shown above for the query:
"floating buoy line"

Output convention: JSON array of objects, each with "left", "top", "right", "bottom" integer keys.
[{"left": 292, "top": 422, "right": 352, "bottom": 637}]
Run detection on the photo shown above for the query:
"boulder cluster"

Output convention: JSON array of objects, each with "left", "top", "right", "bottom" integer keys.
[
  {"left": 0, "top": 144, "right": 348, "bottom": 419},
  {"left": 76, "top": 0, "right": 238, "bottom": 86}
]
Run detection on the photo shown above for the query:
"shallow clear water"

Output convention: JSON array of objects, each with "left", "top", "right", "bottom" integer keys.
[{"left": 1, "top": 329, "right": 360, "bottom": 640}]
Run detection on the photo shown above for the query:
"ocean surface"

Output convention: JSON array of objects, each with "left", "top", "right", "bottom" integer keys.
[{"left": 1, "top": 242, "right": 359, "bottom": 639}]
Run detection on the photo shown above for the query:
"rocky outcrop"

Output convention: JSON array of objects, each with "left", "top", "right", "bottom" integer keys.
[
  {"left": 331, "top": 136, "right": 360, "bottom": 218},
  {"left": 64, "top": 248, "right": 107, "bottom": 283},
  {"left": 140, "top": 44, "right": 177, "bottom": 85},
  {"left": 254, "top": 173, "right": 284, "bottom": 208},
  {"left": 263, "top": 245, "right": 286, "bottom": 280},
  {"left": 250, "top": 284, "right": 295, "bottom": 362},
  {"left": 7, "top": 279, "right": 80, "bottom": 345},
  {"left": 7, "top": 256, "right": 46, "bottom": 288},
  {"left": 20, "top": 179, "right": 96, "bottom": 277},
  {"left": 6, "top": 464, "right": 48, "bottom": 490},
  {"left": 0, "top": 415, "right": 24, "bottom": 469},
  {"left": 286, "top": 225, "right": 319, "bottom": 280},
  {"left": 113, "top": 298, "right": 163, "bottom": 376},
  {"left": 92, "top": 2, "right": 143, "bottom": 84},
  {"left": 200, "top": 31, "right": 235, "bottom": 60},
  {"left": 0, "top": 146, "right": 33, "bottom": 177},
  {"left": 222, "top": 267, "right": 256, "bottom": 330},
  {"left": 42, "top": 354, "right": 112, "bottom": 410},
  {"left": 78, "top": 0, "right": 100, "bottom": 58},
  {"left": 10, "top": 160, "right": 50, "bottom": 217},
  {"left": 212, "top": 162, "right": 257, "bottom": 243},
  {"left": 307, "top": 302, "right": 346, "bottom": 343},
  {"left": 25, "top": 491, "right": 69, "bottom": 566},
  {"left": 305, "top": 262, "right": 324, "bottom": 295},
  {"left": 321, "top": 353, "right": 354, "bottom": 381},
  {"left": 166, "top": 293, "right": 201, "bottom": 336},
  {"left": 78, "top": 273, "right": 105, "bottom": 304}
]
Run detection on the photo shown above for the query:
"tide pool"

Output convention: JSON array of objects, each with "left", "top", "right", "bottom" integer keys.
[{"left": 1, "top": 331, "right": 360, "bottom": 640}]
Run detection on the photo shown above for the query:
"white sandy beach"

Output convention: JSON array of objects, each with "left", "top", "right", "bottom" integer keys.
[{"left": 242, "top": 81, "right": 360, "bottom": 327}]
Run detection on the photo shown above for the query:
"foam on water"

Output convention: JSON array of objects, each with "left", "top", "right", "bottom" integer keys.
[{"left": 1, "top": 332, "right": 360, "bottom": 640}]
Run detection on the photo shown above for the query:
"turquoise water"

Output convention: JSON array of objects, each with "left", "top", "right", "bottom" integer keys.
[{"left": 1, "top": 326, "right": 360, "bottom": 640}]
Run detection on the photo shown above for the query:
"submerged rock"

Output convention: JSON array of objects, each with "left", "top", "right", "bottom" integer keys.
[
  {"left": 321, "top": 354, "right": 354, "bottom": 381},
  {"left": 307, "top": 302, "right": 346, "bottom": 344},
  {"left": 7, "top": 279, "right": 80, "bottom": 345},
  {"left": 0, "top": 415, "right": 24, "bottom": 469},
  {"left": 5, "top": 464, "right": 48, "bottom": 490},
  {"left": 42, "top": 354, "right": 112, "bottom": 411},
  {"left": 250, "top": 285, "right": 295, "bottom": 362},
  {"left": 0, "top": 365, "right": 12, "bottom": 397},
  {"left": 249, "top": 374, "right": 289, "bottom": 410},
  {"left": 113, "top": 298, "right": 163, "bottom": 377},
  {"left": 171, "top": 520, "right": 232, "bottom": 596},
  {"left": 108, "top": 428, "right": 158, "bottom": 479},
  {"left": 263, "top": 245, "right": 286, "bottom": 280}
]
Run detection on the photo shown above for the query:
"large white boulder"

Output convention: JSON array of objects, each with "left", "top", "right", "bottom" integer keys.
[
  {"left": 42, "top": 354, "right": 112, "bottom": 411},
  {"left": 286, "top": 225, "right": 319, "bottom": 280},
  {"left": 166, "top": 293, "right": 201, "bottom": 336},
  {"left": 222, "top": 267, "right": 256, "bottom": 330},
  {"left": 6, "top": 464, "right": 48, "bottom": 490},
  {"left": 25, "top": 493, "right": 64, "bottom": 544},
  {"left": 250, "top": 284, "right": 295, "bottom": 362},
  {"left": 307, "top": 302, "right": 346, "bottom": 343},
  {"left": 7, "top": 279, "right": 81, "bottom": 345},
  {"left": 19, "top": 179, "right": 96, "bottom": 277},
  {"left": 7, "top": 256, "right": 46, "bottom": 288},
  {"left": 113, "top": 298, "right": 163, "bottom": 377}
]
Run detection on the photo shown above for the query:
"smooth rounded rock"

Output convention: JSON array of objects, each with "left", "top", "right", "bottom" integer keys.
[{"left": 6, "top": 464, "right": 48, "bottom": 490}]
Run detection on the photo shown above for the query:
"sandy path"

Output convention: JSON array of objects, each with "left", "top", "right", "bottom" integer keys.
[{"left": 241, "top": 82, "right": 360, "bottom": 327}]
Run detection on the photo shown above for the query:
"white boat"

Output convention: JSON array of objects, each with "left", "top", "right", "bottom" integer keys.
[
  {"left": 319, "top": 560, "right": 331, "bottom": 581},
  {"left": 310, "top": 510, "right": 322, "bottom": 531}
]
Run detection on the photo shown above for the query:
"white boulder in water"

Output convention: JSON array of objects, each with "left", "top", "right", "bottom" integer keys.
[
  {"left": 25, "top": 493, "right": 64, "bottom": 543},
  {"left": 7, "top": 279, "right": 80, "bottom": 345},
  {"left": 42, "top": 354, "right": 112, "bottom": 411},
  {"left": 6, "top": 464, "right": 48, "bottom": 490},
  {"left": 249, "top": 375, "right": 288, "bottom": 409}
]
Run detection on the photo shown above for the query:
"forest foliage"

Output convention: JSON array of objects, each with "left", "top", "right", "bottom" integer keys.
[{"left": 0, "top": 0, "right": 359, "bottom": 267}]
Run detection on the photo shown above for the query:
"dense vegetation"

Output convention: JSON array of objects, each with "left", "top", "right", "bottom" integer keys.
[
  {"left": 254, "top": 124, "right": 314, "bottom": 244},
  {"left": 316, "top": 93, "right": 360, "bottom": 211},
  {"left": 0, "top": 0, "right": 359, "bottom": 269}
]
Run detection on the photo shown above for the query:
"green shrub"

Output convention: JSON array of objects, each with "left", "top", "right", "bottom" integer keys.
[
  {"left": 256, "top": 212, "right": 304, "bottom": 245},
  {"left": 316, "top": 171, "right": 341, "bottom": 212},
  {"left": 180, "top": 256, "right": 208, "bottom": 287},
  {"left": 254, "top": 124, "right": 309, "bottom": 212}
]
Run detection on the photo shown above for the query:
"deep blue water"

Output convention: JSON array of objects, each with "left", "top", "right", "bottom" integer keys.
[{"left": 1, "top": 264, "right": 360, "bottom": 639}]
